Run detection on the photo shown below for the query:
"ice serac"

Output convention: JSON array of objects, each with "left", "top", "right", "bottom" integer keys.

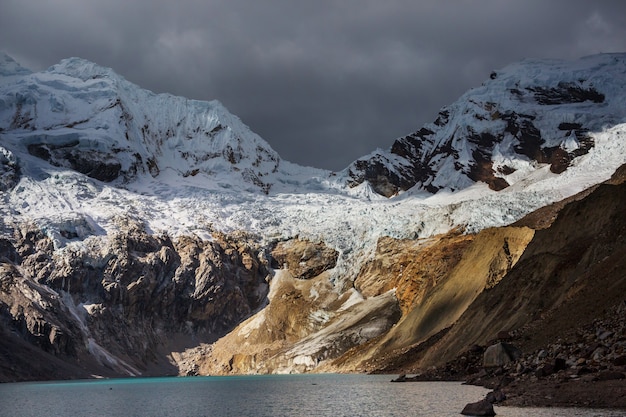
[
  {"left": 0, "top": 56, "right": 290, "bottom": 192},
  {"left": 345, "top": 54, "right": 626, "bottom": 196}
]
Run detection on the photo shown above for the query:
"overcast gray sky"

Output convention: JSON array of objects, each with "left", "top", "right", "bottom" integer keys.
[{"left": 2, "top": 1, "right": 626, "bottom": 170}]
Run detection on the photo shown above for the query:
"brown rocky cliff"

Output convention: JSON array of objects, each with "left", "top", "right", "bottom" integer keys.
[
  {"left": 372, "top": 177, "right": 626, "bottom": 375},
  {"left": 193, "top": 240, "right": 400, "bottom": 376},
  {"left": 354, "top": 231, "right": 473, "bottom": 314},
  {"left": 324, "top": 226, "right": 533, "bottom": 372}
]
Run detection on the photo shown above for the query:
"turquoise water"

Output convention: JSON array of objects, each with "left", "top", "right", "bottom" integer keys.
[{"left": 0, "top": 374, "right": 624, "bottom": 417}]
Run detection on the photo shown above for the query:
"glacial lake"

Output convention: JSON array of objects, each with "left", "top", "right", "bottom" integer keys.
[{"left": 1, "top": 374, "right": 625, "bottom": 417}]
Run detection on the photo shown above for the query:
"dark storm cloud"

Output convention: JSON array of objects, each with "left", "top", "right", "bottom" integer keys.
[{"left": 2, "top": 0, "right": 626, "bottom": 170}]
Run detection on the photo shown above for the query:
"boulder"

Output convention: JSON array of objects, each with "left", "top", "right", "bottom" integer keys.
[
  {"left": 553, "top": 357, "right": 568, "bottom": 372},
  {"left": 461, "top": 399, "right": 496, "bottom": 416},
  {"left": 483, "top": 342, "right": 521, "bottom": 368},
  {"left": 535, "top": 363, "right": 555, "bottom": 378},
  {"left": 271, "top": 238, "right": 338, "bottom": 279},
  {"left": 391, "top": 374, "right": 406, "bottom": 382},
  {"left": 485, "top": 389, "right": 506, "bottom": 404},
  {"left": 595, "top": 371, "right": 625, "bottom": 381}
]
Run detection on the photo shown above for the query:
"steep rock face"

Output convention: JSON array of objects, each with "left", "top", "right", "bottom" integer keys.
[
  {"left": 321, "top": 226, "right": 534, "bottom": 373},
  {"left": 330, "top": 169, "right": 626, "bottom": 377},
  {"left": 345, "top": 54, "right": 626, "bottom": 196},
  {"left": 373, "top": 226, "right": 534, "bottom": 352},
  {"left": 194, "top": 270, "right": 342, "bottom": 375},
  {"left": 193, "top": 270, "right": 400, "bottom": 375},
  {"left": 189, "top": 239, "right": 398, "bottom": 376},
  {"left": 0, "top": 222, "right": 270, "bottom": 381},
  {"left": 0, "top": 263, "right": 82, "bottom": 357},
  {"left": 414, "top": 179, "right": 626, "bottom": 369},
  {"left": 354, "top": 232, "right": 473, "bottom": 314}
]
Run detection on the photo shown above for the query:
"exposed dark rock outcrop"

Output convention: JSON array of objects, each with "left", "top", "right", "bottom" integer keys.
[
  {"left": 483, "top": 342, "right": 521, "bottom": 368},
  {"left": 27, "top": 140, "right": 124, "bottom": 182},
  {"left": 528, "top": 81, "right": 605, "bottom": 105},
  {"left": 0, "top": 145, "right": 20, "bottom": 191}
]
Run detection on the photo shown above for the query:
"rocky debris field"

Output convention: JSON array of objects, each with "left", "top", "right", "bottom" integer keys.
[{"left": 392, "top": 300, "right": 626, "bottom": 409}]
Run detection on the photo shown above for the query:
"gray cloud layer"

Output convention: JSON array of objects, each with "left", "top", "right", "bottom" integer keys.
[{"left": 2, "top": 0, "right": 626, "bottom": 170}]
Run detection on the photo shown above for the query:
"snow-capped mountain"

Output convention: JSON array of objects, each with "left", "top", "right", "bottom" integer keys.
[
  {"left": 1, "top": 52, "right": 626, "bottom": 278},
  {"left": 345, "top": 54, "right": 626, "bottom": 196},
  {"left": 2, "top": 52, "right": 626, "bottom": 382},
  {"left": 6, "top": 52, "right": 626, "bottom": 202},
  {"left": 0, "top": 52, "right": 327, "bottom": 194}
]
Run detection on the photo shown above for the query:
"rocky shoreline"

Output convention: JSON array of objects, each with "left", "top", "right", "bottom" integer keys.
[
  {"left": 392, "top": 370, "right": 626, "bottom": 411},
  {"left": 390, "top": 300, "right": 626, "bottom": 410}
]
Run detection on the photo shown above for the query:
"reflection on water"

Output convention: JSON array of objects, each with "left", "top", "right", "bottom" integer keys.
[{"left": 0, "top": 374, "right": 624, "bottom": 417}]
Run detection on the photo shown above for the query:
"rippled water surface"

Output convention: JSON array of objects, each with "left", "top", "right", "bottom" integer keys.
[{"left": 1, "top": 374, "right": 624, "bottom": 417}]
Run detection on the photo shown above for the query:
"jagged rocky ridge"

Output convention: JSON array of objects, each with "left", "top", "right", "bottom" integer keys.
[
  {"left": 2, "top": 52, "right": 626, "bottom": 198},
  {"left": 0, "top": 52, "right": 626, "bottom": 394},
  {"left": 347, "top": 55, "right": 626, "bottom": 196}
]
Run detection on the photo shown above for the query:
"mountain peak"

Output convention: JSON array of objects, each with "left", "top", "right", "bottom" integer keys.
[
  {"left": 1, "top": 52, "right": 625, "bottom": 202},
  {"left": 0, "top": 52, "right": 32, "bottom": 77},
  {"left": 0, "top": 55, "right": 302, "bottom": 193},
  {"left": 48, "top": 57, "right": 119, "bottom": 81},
  {"left": 345, "top": 53, "right": 626, "bottom": 196}
]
